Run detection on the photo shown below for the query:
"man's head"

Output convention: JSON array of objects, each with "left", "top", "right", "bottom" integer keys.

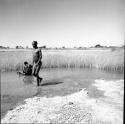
[
  {"left": 24, "top": 61, "right": 28, "bottom": 67},
  {"left": 32, "top": 41, "right": 38, "bottom": 48}
]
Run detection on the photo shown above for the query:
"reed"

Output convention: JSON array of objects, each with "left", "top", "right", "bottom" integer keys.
[{"left": 0, "top": 49, "right": 124, "bottom": 73}]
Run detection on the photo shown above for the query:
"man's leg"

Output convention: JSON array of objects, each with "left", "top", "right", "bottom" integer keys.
[
  {"left": 34, "top": 64, "right": 42, "bottom": 86},
  {"left": 39, "top": 77, "right": 43, "bottom": 83},
  {"left": 36, "top": 76, "right": 40, "bottom": 86}
]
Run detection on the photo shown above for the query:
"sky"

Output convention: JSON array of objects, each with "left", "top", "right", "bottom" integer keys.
[{"left": 0, "top": 0, "right": 124, "bottom": 48}]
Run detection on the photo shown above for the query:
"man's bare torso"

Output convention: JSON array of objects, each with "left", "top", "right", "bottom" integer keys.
[{"left": 33, "top": 48, "right": 42, "bottom": 63}]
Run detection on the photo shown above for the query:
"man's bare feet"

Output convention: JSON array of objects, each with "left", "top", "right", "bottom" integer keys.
[
  {"left": 39, "top": 77, "right": 43, "bottom": 86},
  {"left": 39, "top": 77, "right": 43, "bottom": 82}
]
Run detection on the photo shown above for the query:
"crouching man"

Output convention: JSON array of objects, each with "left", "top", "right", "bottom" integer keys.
[{"left": 17, "top": 61, "right": 32, "bottom": 77}]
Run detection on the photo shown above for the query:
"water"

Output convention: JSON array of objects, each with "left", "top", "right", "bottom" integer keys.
[{"left": 1, "top": 68, "right": 124, "bottom": 118}]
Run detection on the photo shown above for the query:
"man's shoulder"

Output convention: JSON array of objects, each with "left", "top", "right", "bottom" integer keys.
[
  {"left": 34, "top": 47, "right": 41, "bottom": 52},
  {"left": 38, "top": 47, "right": 42, "bottom": 52},
  {"left": 38, "top": 47, "right": 41, "bottom": 50}
]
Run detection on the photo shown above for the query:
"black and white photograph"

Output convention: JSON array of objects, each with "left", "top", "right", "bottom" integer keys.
[{"left": 0, "top": 0, "right": 124, "bottom": 123}]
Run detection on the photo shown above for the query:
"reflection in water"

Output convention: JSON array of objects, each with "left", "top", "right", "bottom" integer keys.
[
  {"left": 33, "top": 87, "right": 42, "bottom": 97},
  {"left": 23, "top": 76, "right": 34, "bottom": 85}
]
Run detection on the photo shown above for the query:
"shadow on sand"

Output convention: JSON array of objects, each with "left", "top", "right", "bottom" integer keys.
[
  {"left": 40, "top": 81, "right": 63, "bottom": 86},
  {"left": 22, "top": 76, "right": 63, "bottom": 86}
]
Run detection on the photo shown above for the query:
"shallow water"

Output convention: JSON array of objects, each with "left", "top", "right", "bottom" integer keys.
[{"left": 1, "top": 68, "right": 124, "bottom": 118}]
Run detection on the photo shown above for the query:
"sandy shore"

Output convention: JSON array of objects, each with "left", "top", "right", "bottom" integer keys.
[{"left": 1, "top": 79, "right": 123, "bottom": 124}]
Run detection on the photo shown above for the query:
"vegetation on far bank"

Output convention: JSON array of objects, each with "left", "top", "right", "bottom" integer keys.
[{"left": 0, "top": 48, "right": 124, "bottom": 73}]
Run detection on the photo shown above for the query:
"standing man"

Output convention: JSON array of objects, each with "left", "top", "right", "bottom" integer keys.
[{"left": 32, "top": 41, "right": 43, "bottom": 86}]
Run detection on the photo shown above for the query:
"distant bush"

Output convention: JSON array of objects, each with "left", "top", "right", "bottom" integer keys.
[{"left": 111, "top": 48, "right": 116, "bottom": 52}]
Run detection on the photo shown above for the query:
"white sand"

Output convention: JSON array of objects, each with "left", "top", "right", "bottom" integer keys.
[
  {"left": 1, "top": 79, "right": 124, "bottom": 124},
  {"left": 94, "top": 79, "right": 124, "bottom": 106}
]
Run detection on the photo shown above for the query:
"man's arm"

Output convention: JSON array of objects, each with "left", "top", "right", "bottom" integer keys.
[{"left": 17, "top": 71, "right": 25, "bottom": 77}]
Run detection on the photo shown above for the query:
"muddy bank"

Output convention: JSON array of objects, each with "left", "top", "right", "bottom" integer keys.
[{"left": 1, "top": 79, "right": 123, "bottom": 124}]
